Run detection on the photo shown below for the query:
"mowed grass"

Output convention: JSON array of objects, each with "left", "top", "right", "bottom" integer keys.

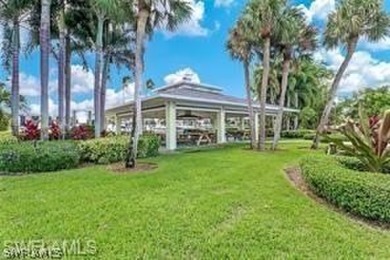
[{"left": 1, "top": 142, "right": 390, "bottom": 259}]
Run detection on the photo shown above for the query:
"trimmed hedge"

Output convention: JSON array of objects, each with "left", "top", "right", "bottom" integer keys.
[
  {"left": 77, "top": 135, "right": 160, "bottom": 164},
  {"left": 300, "top": 155, "right": 390, "bottom": 223},
  {"left": 0, "top": 141, "right": 80, "bottom": 174},
  {"left": 282, "top": 129, "right": 315, "bottom": 139}
]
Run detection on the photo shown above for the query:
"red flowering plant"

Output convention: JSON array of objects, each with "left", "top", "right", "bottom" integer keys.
[
  {"left": 70, "top": 124, "right": 94, "bottom": 140},
  {"left": 20, "top": 119, "right": 40, "bottom": 140},
  {"left": 49, "top": 120, "right": 61, "bottom": 140}
]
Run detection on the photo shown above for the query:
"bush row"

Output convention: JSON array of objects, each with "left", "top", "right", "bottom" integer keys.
[
  {"left": 281, "top": 129, "right": 315, "bottom": 139},
  {"left": 78, "top": 135, "right": 160, "bottom": 164},
  {"left": 0, "top": 141, "right": 80, "bottom": 174},
  {"left": 0, "top": 135, "right": 160, "bottom": 174},
  {"left": 300, "top": 155, "right": 390, "bottom": 223},
  {"left": 281, "top": 129, "right": 348, "bottom": 143}
]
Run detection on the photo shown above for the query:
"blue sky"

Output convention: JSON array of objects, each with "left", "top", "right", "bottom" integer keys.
[{"left": 1, "top": 0, "right": 390, "bottom": 120}]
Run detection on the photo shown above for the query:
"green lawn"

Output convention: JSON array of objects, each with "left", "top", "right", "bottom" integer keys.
[{"left": 1, "top": 142, "right": 390, "bottom": 259}]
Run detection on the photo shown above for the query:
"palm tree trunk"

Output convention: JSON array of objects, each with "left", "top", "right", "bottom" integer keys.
[
  {"left": 126, "top": 6, "right": 149, "bottom": 168},
  {"left": 311, "top": 38, "right": 358, "bottom": 149},
  {"left": 258, "top": 37, "right": 271, "bottom": 151},
  {"left": 94, "top": 15, "right": 104, "bottom": 138},
  {"left": 272, "top": 56, "right": 291, "bottom": 150},
  {"left": 11, "top": 19, "right": 20, "bottom": 137},
  {"left": 244, "top": 60, "right": 256, "bottom": 149},
  {"left": 40, "top": 0, "right": 51, "bottom": 140},
  {"left": 100, "top": 55, "right": 109, "bottom": 132},
  {"left": 65, "top": 35, "right": 71, "bottom": 133},
  {"left": 58, "top": 5, "right": 66, "bottom": 138}
]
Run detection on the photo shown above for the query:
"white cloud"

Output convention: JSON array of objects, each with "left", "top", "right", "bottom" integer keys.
[
  {"left": 298, "top": 0, "right": 335, "bottom": 24},
  {"left": 360, "top": 36, "right": 390, "bottom": 51},
  {"left": 214, "top": 0, "right": 234, "bottom": 8},
  {"left": 163, "top": 0, "right": 208, "bottom": 37},
  {"left": 71, "top": 65, "right": 94, "bottom": 93},
  {"left": 14, "top": 65, "right": 94, "bottom": 98},
  {"left": 315, "top": 47, "right": 390, "bottom": 94},
  {"left": 164, "top": 68, "right": 201, "bottom": 84}
]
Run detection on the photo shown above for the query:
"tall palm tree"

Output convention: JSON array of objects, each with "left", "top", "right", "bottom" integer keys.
[
  {"left": 312, "top": 0, "right": 390, "bottom": 149},
  {"left": 125, "top": 0, "right": 193, "bottom": 168},
  {"left": 100, "top": 23, "right": 135, "bottom": 131},
  {"left": 243, "top": 0, "right": 285, "bottom": 151},
  {"left": 57, "top": 0, "right": 66, "bottom": 137},
  {"left": 0, "top": 0, "right": 32, "bottom": 137},
  {"left": 40, "top": 0, "right": 51, "bottom": 140},
  {"left": 271, "top": 7, "right": 317, "bottom": 150},
  {"left": 91, "top": 0, "right": 123, "bottom": 138},
  {"left": 227, "top": 19, "right": 257, "bottom": 149}
]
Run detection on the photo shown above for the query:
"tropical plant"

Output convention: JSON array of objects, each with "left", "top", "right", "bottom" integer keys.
[
  {"left": 271, "top": 6, "right": 317, "bottom": 150},
  {"left": 327, "top": 108, "right": 390, "bottom": 173},
  {"left": 312, "top": 0, "right": 390, "bottom": 149},
  {"left": 0, "top": 0, "right": 33, "bottom": 136},
  {"left": 227, "top": 19, "right": 257, "bottom": 149},
  {"left": 125, "top": 0, "right": 193, "bottom": 168}
]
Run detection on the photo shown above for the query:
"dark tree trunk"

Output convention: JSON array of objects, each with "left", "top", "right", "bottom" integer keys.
[{"left": 65, "top": 35, "right": 71, "bottom": 133}]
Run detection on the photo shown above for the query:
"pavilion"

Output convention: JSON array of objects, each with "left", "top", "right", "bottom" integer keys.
[{"left": 105, "top": 81, "right": 300, "bottom": 150}]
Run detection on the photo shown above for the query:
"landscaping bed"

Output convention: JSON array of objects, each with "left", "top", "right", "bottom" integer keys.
[
  {"left": 300, "top": 155, "right": 390, "bottom": 224},
  {"left": 0, "top": 135, "right": 160, "bottom": 175}
]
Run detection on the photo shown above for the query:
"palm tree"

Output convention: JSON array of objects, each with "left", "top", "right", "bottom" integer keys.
[
  {"left": 312, "top": 0, "right": 390, "bottom": 149},
  {"left": 57, "top": 0, "right": 66, "bottom": 138},
  {"left": 271, "top": 7, "right": 317, "bottom": 150},
  {"left": 100, "top": 23, "right": 135, "bottom": 132},
  {"left": 0, "top": 0, "right": 32, "bottom": 137},
  {"left": 40, "top": 0, "right": 51, "bottom": 140},
  {"left": 91, "top": 0, "right": 124, "bottom": 138},
  {"left": 243, "top": 0, "right": 285, "bottom": 151},
  {"left": 125, "top": 0, "right": 193, "bottom": 168},
  {"left": 227, "top": 19, "right": 257, "bottom": 149}
]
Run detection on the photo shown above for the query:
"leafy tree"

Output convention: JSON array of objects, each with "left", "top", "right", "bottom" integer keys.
[
  {"left": 271, "top": 6, "right": 317, "bottom": 150},
  {"left": 227, "top": 19, "right": 257, "bottom": 149},
  {"left": 313, "top": 0, "right": 390, "bottom": 149},
  {"left": 337, "top": 86, "right": 390, "bottom": 119},
  {"left": 0, "top": 0, "right": 33, "bottom": 136},
  {"left": 125, "top": 0, "right": 193, "bottom": 168},
  {"left": 242, "top": 0, "right": 285, "bottom": 151}
]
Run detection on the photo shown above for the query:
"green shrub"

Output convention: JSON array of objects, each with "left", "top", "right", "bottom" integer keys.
[
  {"left": 300, "top": 155, "right": 390, "bottom": 223},
  {"left": 335, "top": 156, "right": 390, "bottom": 174},
  {"left": 78, "top": 135, "right": 160, "bottom": 164},
  {"left": 282, "top": 129, "right": 315, "bottom": 139},
  {"left": 0, "top": 134, "right": 18, "bottom": 145},
  {"left": 0, "top": 141, "right": 80, "bottom": 174}
]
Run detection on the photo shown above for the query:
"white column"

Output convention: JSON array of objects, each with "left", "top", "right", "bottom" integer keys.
[
  {"left": 165, "top": 101, "right": 177, "bottom": 150},
  {"left": 254, "top": 112, "right": 259, "bottom": 142},
  {"left": 241, "top": 117, "right": 246, "bottom": 130},
  {"left": 216, "top": 107, "right": 226, "bottom": 144},
  {"left": 115, "top": 116, "right": 121, "bottom": 135}
]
